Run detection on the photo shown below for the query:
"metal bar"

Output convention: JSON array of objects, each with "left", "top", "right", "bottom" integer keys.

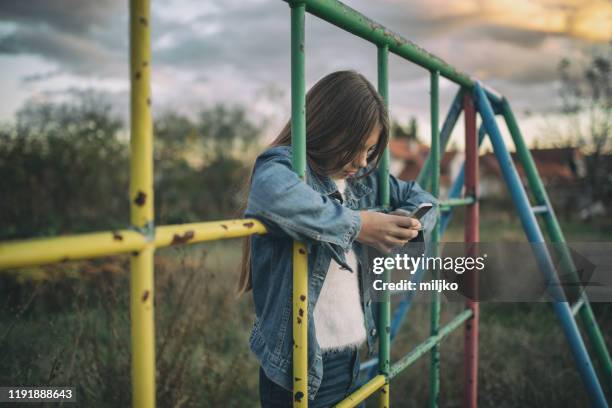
[
  {"left": 417, "top": 88, "right": 464, "bottom": 191},
  {"left": 475, "top": 83, "right": 608, "bottom": 408},
  {"left": 129, "top": 0, "right": 156, "bottom": 406},
  {"left": 0, "top": 230, "right": 146, "bottom": 270},
  {"left": 0, "top": 219, "right": 268, "bottom": 271},
  {"left": 428, "top": 69, "right": 441, "bottom": 408},
  {"left": 282, "top": 0, "right": 469, "bottom": 96},
  {"left": 282, "top": 0, "right": 503, "bottom": 107},
  {"left": 335, "top": 375, "right": 386, "bottom": 408},
  {"left": 155, "top": 219, "right": 267, "bottom": 246},
  {"left": 441, "top": 197, "right": 476, "bottom": 207},
  {"left": 572, "top": 298, "right": 585, "bottom": 316},
  {"left": 377, "top": 43, "right": 391, "bottom": 408},
  {"left": 290, "top": 3, "right": 309, "bottom": 407},
  {"left": 531, "top": 205, "right": 549, "bottom": 214},
  {"left": 439, "top": 197, "right": 476, "bottom": 212},
  {"left": 462, "top": 90, "right": 479, "bottom": 408},
  {"left": 389, "top": 309, "right": 473, "bottom": 379},
  {"left": 501, "top": 98, "right": 612, "bottom": 393}
]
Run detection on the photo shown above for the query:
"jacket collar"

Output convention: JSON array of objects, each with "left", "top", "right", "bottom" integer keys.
[
  {"left": 308, "top": 165, "right": 373, "bottom": 203},
  {"left": 267, "top": 144, "right": 373, "bottom": 202}
]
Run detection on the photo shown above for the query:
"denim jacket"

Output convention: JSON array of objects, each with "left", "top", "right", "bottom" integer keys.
[{"left": 244, "top": 145, "right": 437, "bottom": 400}]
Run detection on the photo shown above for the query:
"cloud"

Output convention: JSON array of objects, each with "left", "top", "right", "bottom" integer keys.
[
  {"left": 0, "top": 0, "right": 126, "bottom": 77},
  {"left": 21, "top": 69, "right": 62, "bottom": 84},
  {"left": 0, "top": 0, "right": 123, "bottom": 34},
  {"left": 0, "top": 26, "right": 124, "bottom": 76}
]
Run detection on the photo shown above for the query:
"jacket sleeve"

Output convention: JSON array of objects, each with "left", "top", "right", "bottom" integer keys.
[
  {"left": 244, "top": 151, "right": 362, "bottom": 253},
  {"left": 388, "top": 174, "right": 438, "bottom": 244}
]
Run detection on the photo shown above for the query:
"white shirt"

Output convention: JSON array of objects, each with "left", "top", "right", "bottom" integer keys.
[{"left": 313, "top": 178, "right": 367, "bottom": 351}]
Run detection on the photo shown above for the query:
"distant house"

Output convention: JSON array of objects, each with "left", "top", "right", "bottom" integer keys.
[
  {"left": 389, "top": 138, "right": 587, "bottom": 215},
  {"left": 388, "top": 138, "right": 464, "bottom": 197}
]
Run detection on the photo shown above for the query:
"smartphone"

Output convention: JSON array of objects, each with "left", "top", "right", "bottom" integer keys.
[
  {"left": 392, "top": 202, "right": 433, "bottom": 223},
  {"left": 366, "top": 202, "right": 434, "bottom": 222},
  {"left": 408, "top": 202, "right": 434, "bottom": 220}
]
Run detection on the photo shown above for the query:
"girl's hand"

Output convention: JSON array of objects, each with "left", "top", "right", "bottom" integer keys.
[{"left": 357, "top": 211, "right": 421, "bottom": 254}]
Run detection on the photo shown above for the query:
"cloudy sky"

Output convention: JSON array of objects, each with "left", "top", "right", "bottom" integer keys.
[{"left": 0, "top": 0, "right": 610, "bottom": 146}]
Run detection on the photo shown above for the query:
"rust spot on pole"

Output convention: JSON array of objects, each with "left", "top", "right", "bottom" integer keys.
[
  {"left": 146, "top": 97, "right": 151, "bottom": 106},
  {"left": 297, "top": 317, "right": 302, "bottom": 325},
  {"left": 112, "top": 231, "right": 123, "bottom": 241},
  {"left": 298, "top": 248, "right": 306, "bottom": 255},
  {"left": 142, "top": 290, "right": 149, "bottom": 302},
  {"left": 294, "top": 391, "right": 304, "bottom": 402},
  {"left": 300, "top": 295, "right": 305, "bottom": 301},
  {"left": 131, "top": 251, "right": 139, "bottom": 257},
  {"left": 220, "top": 224, "right": 228, "bottom": 230},
  {"left": 171, "top": 230, "right": 195, "bottom": 245},
  {"left": 134, "top": 71, "right": 141, "bottom": 80},
  {"left": 139, "top": 16, "right": 148, "bottom": 26},
  {"left": 243, "top": 222, "right": 254, "bottom": 228},
  {"left": 134, "top": 191, "right": 146, "bottom": 206},
  {"left": 298, "top": 308, "right": 304, "bottom": 317}
]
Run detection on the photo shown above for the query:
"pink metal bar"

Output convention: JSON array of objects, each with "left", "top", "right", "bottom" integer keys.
[{"left": 463, "top": 92, "right": 480, "bottom": 408}]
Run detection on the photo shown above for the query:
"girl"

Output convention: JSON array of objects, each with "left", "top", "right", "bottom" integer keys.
[{"left": 239, "top": 70, "right": 436, "bottom": 407}]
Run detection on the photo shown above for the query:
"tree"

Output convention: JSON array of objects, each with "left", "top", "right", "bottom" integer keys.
[
  {"left": 557, "top": 42, "right": 611, "bottom": 201},
  {"left": 0, "top": 92, "right": 128, "bottom": 239},
  {"left": 392, "top": 116, "right": 420, "bottom": 142},
  {"left": 152, "top": 104, "right": 263, "bottom": 224},
  {"left": 0, "top": 95, "right": 264, "bottom": 239}
]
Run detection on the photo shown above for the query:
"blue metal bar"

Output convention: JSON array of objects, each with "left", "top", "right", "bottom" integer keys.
[
  {"left": 417, "top": 88, "right": 464, "bottom": 190},
  {"left": 474, "top": 82, "right": 608, "bottom": 408}
]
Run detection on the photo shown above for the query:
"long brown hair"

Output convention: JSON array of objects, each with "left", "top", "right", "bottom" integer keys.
[{"left": 237, "top": 70, "right": 389, "bottom": 295}]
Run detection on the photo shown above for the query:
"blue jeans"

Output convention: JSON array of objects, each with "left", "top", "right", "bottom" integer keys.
[{"left": 259, "top": 348, "right": 365, "bottom": 407}]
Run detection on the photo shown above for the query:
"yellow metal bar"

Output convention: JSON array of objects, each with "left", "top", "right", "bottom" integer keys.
[
  {"left": 378, "top": 383, "right": 389, "bottom": 408},
  {"left": 0, "top": 219, "right": 267, "bottom": 271},
  {"left": 293, "top": 241, "right": 309, "bottom": 406},
  {"left": 0, "top": 230, "right": 146, "bottom": 270},
  {"left": 130, "top": 0, "right": 155, "bottom": 406},
  {"left": 130, "top": 244, "right": 155, "bottom": 408},
  {"left": 154, "top": 219, "right": 267, "bottom": 247},
  {"left": 335, "top": 375, "right": 386, "bottom": 408}
]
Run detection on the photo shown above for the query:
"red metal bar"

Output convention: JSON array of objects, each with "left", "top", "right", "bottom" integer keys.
[{"left": 463, "top": 91, "right": 479, "bottom": 408}]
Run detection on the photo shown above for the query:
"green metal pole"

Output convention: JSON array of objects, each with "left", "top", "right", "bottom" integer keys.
[
  {"left": 429, "top": 69, "right": 441, "bottom": 408},
  {"left": 285, "top": 0, "right": 471, "bottom": 87},
  {"left": 290, "top": 3, "right": 309, "bottom": 407},
  {"left": 377, "top": 43, "right": 391, "bottom": 408},
  {"left": 129, "top": 0, "right": 156, "bottom": 406},
  {"left": 291, "top": 3, "right": 307, "bottom": 179},
  {"left": 501, "top": 98, "right": 612, "bottom": 394},
  {"left": 284, "top": 0, "right": 506, "bottom": 107},
  {"left": 389, "top": 310, "right": 473, "bottom": 379}
]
